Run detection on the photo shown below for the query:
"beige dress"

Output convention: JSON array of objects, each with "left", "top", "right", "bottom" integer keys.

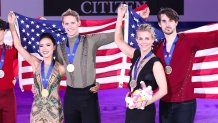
[{"left": 30, "top": 61, "right": 63, "bottom": 123}]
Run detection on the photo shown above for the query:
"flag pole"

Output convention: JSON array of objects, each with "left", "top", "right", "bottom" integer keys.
[
  {"left": 118, "top": 5, "right": 129, "bottom": 88},
  {"left": 14, "top": 16, "right": 25, "bottom": 92}
]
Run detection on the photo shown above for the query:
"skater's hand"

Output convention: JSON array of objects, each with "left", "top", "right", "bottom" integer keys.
[
  {"left": 90, "top": 82, "right": 100, "bottom": 93},
  {"left": 31, "top": 84, "right": 37, "bottom": 96}
]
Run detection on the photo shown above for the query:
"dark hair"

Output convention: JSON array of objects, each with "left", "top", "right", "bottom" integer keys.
[
  {"left": 157, "top": 8, "right": 179, "bottom": 23},
  {"left": 39, "top": 33, "right": 56, "bottom": 46},
  {"left": 0, "top": 19, "right": 7, "bottom": 30}
]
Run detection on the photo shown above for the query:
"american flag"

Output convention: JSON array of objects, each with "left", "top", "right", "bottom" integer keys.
[
  {"left": 14, "top": 12, "right": 67, "bottom": 91},
  {"left": 125, "top": 8, "right": 218, "bottom": 98},
  {"left": 14, "top": 6, "right": 218, "bottom": 98},
  {"left": 183, "top": 25, "right": 218, "bottom": 98},
  {"left": 125, "top": 7, "right": 164, "bottom": 49},
  {"left": 14, "top": 5, "right": 148, "bottom": 91},
  {"left": 126, "top": 7, "right": 218, "bottom": 98}
]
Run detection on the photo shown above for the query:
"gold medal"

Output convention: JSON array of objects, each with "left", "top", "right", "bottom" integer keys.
[
  {"left": 165, "top": 66, "right": 172, "bottom": 74},
  {"left": 41, "top": 89, "right": 49, "bottom": 97},
  {"left": 67, "top": 64, "right": 75, "bottom": 72},
  {"left": 130, "top": 80, "right": 137, "bottom": 92},
  {"left": 0, "top": 70, "right": 5, "bottom": 78}
]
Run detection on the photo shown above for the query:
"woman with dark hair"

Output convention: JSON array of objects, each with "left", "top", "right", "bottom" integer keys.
[{"left": 8, "top": 12, "right": 65, "bottom": 123}]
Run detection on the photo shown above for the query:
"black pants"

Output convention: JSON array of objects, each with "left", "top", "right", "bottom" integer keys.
[
  {"left": 159, "top": 99, "right": 196, "bottom": 123},
  {"left": 64, "top": 85, "right": 100, "bottom": 123},
  {"left": 125, "top": 103, "right": 156, "bottom": 123}
]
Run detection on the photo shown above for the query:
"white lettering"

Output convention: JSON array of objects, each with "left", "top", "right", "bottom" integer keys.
[
  {"left": 81, "top": 1, "right": 147, "bottom": 15},
  {"left": 109, "top": 1, "right": 113, "bottom": 14},
  {"left": 98, "top": 1, "right": 108, "bottom": 14},
  {"left": 81, "top": 1, "right": 92, "bottom": 14},
  {"left": 92, "top": 1, "right": 98, "bottom": 14}
]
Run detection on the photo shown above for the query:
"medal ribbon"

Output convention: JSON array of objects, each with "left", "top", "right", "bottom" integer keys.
[
  {"left": 0, "top": 44, "right": 6, "bottom": 70},
  {"left": 163, "top": 35, "right": 179, "bottom": 65},
  {"left": 41, "top": 60, "right": 55, "bottom": 89},
  {"left": 133, "top": 51, "right": 153, "bottom": 80},
  {"left": 66, "top": 35, "right": 80, "bottom": 64}
]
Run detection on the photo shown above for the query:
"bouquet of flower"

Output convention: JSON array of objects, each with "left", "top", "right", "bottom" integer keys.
[{"left": 125, "top": 81, "right": 153, "bottom": 109}]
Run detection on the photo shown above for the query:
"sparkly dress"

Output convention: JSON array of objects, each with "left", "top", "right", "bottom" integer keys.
[{"left": 30, "top": 61, "right": 63, "bottom": 123}]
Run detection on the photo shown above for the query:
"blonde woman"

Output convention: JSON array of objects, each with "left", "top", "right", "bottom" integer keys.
[{"left": 115, "top": 4, "right": 167, "bottom": 123}]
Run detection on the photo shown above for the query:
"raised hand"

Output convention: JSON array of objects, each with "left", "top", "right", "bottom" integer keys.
[
  {"left": 31, "top": 84, "right": 37, "bottom": 97},
  {"left": 8, "top": 11, "right": 16, "bottom": 25},
  {"left": 117, "top": 4, "right": 127, "bottom": 18},
  {"left": 138, "top": 7, "right": 150, "bottom": 19}
]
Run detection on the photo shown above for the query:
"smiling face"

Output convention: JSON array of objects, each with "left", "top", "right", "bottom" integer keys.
[
  {"left": 39, "top": 37, "right": 56, "bottom": 59},
  {"left": 136, "top": 30, "right": 154, "bottom": 52},
  {"left": 62, "top": 15, "right": 80, "bottom": 38}
]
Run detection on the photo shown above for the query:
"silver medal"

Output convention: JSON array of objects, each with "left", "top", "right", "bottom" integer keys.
[
  {"left": 130, "top": 80, "right": 137, "bottom": 92},
  {"left": 0, "top": 70, "right": 5, "bottom": 78}
]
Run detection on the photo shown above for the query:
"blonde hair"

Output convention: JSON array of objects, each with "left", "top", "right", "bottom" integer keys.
[
  {"left": 61, "top": 8, "right": 80, "bottom": 22},
  {"left": 136, "top": 24, "right": 156, "bottom": 39}
]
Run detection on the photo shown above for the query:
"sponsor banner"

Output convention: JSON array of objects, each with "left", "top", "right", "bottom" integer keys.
[{"left": 44, "top": 0, "right": 184, "bottom": 16}]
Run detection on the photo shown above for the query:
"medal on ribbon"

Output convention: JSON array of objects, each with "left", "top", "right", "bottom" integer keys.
[
  {"left": 165, "top": 65, "right": 172, "bottom": 74},
  {"left": 0, "top": 70, "right": 5, "bottom": 78},
  {"left": 130, "top": 51, "right": 153, "bottom": 92},
  {"left": 65, "top": 35, "right": 80, "bottom": 72},
  {"left": 41, "top": 89, "right": 49, "bottom": 97},
  {"left": 67, "top": 64, "right": 75, "bottom": 72},
  {"left": 41, "top": 60, "right": 55, "bottom": 98},
  {"left": 130, "top": 80, "right": 137, "bottom": 92},
  {"left": 163, "top": 35, "right": 179, "bottom": 75},
  {"left": 0, "top": 44, "right": 6, "bottom": 78}
]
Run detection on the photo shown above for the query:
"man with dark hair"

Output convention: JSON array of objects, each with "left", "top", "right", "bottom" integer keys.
[
  {"left": 0, "top": 19, "right": 7, "bottom": 30},
  {"left": 0, "top": 18, "right": 18, "bottom": 123},
  {"left": 154, "top": 8, "right": 218, "bottom": 123}
]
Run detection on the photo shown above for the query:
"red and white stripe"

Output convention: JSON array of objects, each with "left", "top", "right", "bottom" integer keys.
[
  {"left": 16, "top": 7, "right": 218, "bottom": 98},
  {"left": 183, "top": 23, "right": 218, "bottom": 98},
  {"left": 17, "top": 4, "right": 148, "bottom": 91}
]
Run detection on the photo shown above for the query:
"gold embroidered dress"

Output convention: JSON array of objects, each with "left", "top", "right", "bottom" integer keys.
[{"left": 30, "top": 61, "right": 63, "bottom": 123}]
